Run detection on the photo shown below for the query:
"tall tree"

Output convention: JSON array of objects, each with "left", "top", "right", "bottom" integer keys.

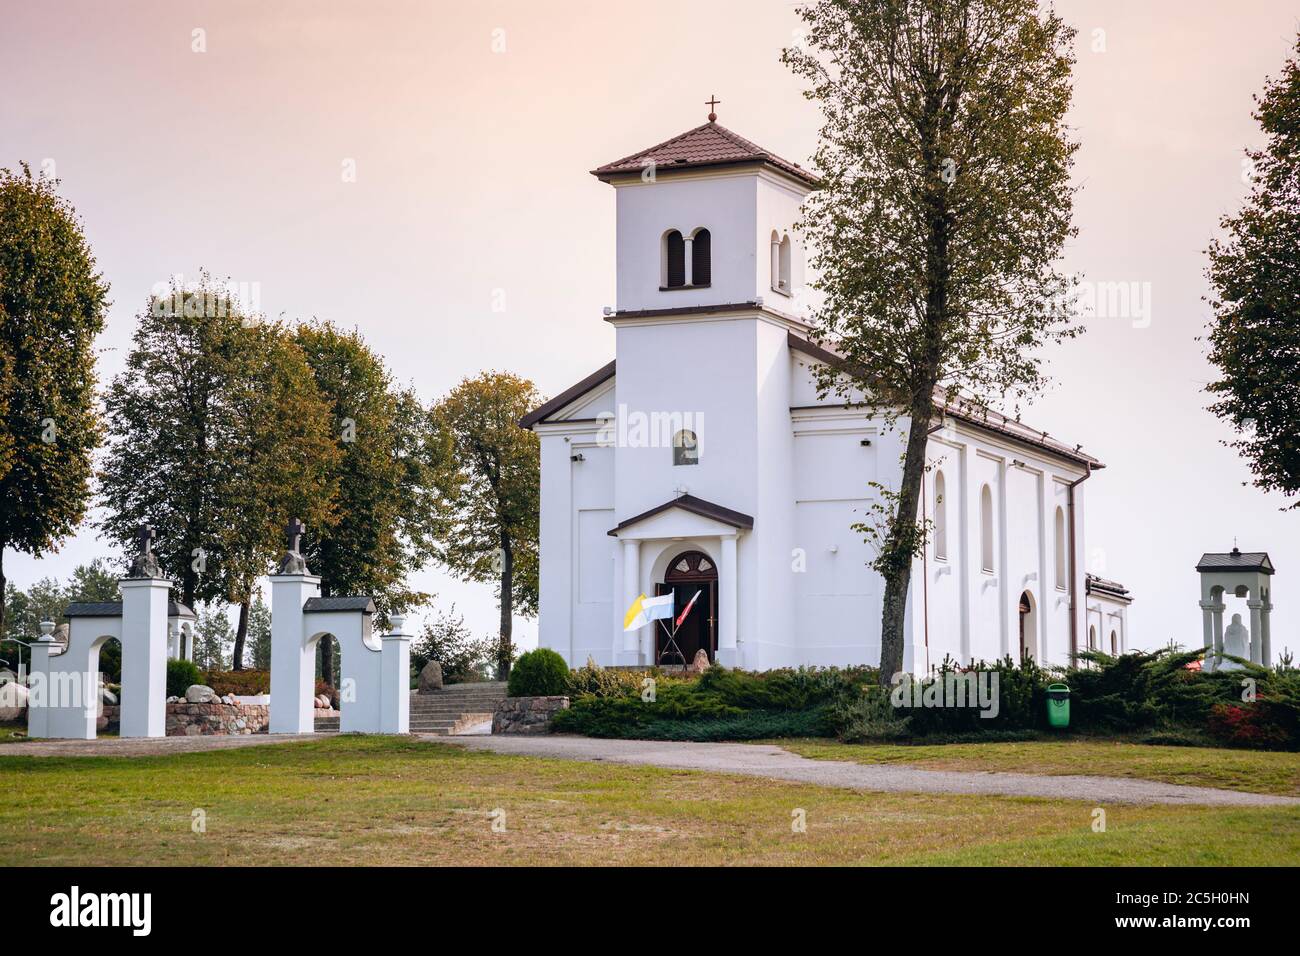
[
  {"left": 100, "top": 276, "right": 245, "bottom": 610},
  {"left": 193, "top": 604, "right": 232, "bottom": 672},
  {"left": 784, "top": 0, "right": 1080, "bottom": 684},
  {"left": 1205, "top": 34, "right": 1300, "bottom": 506},
  {"left": 294, "top": 322, "right": 445, "bottom": 682},
  {"left": 248, "top": 594, "right": 272, "bottom": 670},
  {"left": 0, "top": 166, "right": 109, "bottom": 635},
  {"left": 433, "top": 372, "right": 540, "bottom": 680},
  {"left": 221, "top": 319, "right": 339, "bottom": 668},
  {"left": 100, "top": 281, "right": 339, "bottom": 668}
]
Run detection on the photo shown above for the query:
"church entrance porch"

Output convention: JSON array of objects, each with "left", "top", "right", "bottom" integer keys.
[{"left": 655, "top": 550, "right": 718, "bottom": 665}]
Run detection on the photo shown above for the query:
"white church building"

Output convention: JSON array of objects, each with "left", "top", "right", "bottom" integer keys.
[{"left": 522, "top": 115, "right": 1127, "bottom": 674}]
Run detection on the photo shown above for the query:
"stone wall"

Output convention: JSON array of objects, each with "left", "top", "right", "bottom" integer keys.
[
  {"left": 492, "top": 696, "right": 569, "bottom": 735},
  {"left": 164, "top": 701, "right": 270, "bottom": 736}
]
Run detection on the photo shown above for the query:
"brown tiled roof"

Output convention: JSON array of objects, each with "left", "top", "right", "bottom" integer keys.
[
  {"left": 609, "top": 494, "right": 754, "bottom": 536},
  {"left": 1196, "top": 550, "right": 1274, "bottom": 574},
  {"left": 519, "top": 360, "right": 616, "bottom": 429},
  {"left": 786, "top": 332, "right": 1104, "bottom": 469},
  {"left": 592, "top": 122, "right": 820, "bottom": 187}
]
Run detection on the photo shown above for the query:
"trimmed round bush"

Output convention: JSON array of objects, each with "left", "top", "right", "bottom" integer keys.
[
  {"left": 166, "top": 658, "right": 202, "bottom": 699},
  {"left": 508, "top": 648, "right": 570, "bottom": 697}
]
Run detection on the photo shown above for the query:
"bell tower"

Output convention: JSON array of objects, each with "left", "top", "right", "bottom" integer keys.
[{"left": 591, "top": 107, "right": 818, "bottom": 315}]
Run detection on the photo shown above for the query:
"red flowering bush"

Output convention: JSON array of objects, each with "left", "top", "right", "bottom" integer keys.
[{"left": 1207, "top": 701, "right": 1295, "bottom": 750}]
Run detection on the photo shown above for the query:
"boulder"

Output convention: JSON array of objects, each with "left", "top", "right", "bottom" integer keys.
[
  {"left": 418, "top": 660, "right": 443, "bottom": 694},
  {"left": 0, "top": 681, "right": 28, "bottom": 721},
  {"left": 185, "top": 684, "right": 218, "bottom": 704},
  {"left": 690, "top": 649, "right": 712, "bottom": 673},
  {"left": 100, "top": 685, "right": 118, "bottom": 705}
]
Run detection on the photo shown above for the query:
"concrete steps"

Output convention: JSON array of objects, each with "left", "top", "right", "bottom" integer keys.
[{"left": 314, "top": 681, "right": 507, "bottom": 736}]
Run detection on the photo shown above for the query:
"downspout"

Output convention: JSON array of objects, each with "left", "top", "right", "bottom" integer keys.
[{"left": 1066, "top": 464, "right": 1093, "bottom": 664}]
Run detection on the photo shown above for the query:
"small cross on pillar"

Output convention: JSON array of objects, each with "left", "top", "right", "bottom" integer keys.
[
  {"left": 285, "top": 518, "right": 305, "bottom": 553},
  {"left": 705, "top": 94, "right": 721, "bottom": 123},
  {"left": 136, "top": 524, "right": 156, "bottom": 557}
]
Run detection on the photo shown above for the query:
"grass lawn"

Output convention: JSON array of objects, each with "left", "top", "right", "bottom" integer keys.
[
  {"left": 772, "top": 738, "right": 1300, "bottom": 797},
  {"left": 0, "top": 735, "right": 1296, "bottom": 865}
]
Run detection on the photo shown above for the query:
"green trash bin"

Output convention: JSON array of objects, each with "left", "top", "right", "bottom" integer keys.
[{"left": 1046, "top": 683, "right": 1070, "bottom": 729}]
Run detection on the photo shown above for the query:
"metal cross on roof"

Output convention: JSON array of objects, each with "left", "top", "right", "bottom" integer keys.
[
  {"left": 136, "top": 524, "right": 156, "bottom": 556},
  {"left": 706, "top": 94, "right": 721, "bottom": 122},
  {"left": 285, "top": 517, "right": 305, "bottom": 553}
]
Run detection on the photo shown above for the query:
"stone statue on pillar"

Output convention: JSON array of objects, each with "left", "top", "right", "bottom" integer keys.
[
  {"left": 277, "top": 517, "right": 310, "bottom": 574},
  {"left": 127, "top": 524, "right": 161, "bottom": 578}
]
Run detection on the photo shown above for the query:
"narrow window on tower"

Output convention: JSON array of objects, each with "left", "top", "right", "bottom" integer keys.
[
  {"left": 691, "top": 228, "right": 711, "bottom": 286},
  {"left": 663, "top": 230, "right": 685, "bottom": 288}
]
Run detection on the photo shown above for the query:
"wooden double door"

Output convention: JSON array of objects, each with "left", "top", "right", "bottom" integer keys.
[{"left": 655, "top": 550, "right": 718, "bottom": 665}]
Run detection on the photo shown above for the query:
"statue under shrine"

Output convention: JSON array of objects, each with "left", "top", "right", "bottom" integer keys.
[{"left": 1218, "top": 612, "right": 1251, "bottom": 671}]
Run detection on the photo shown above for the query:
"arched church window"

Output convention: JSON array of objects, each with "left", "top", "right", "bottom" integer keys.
[
  {"left": 691, "top": 228, "right": 711, "bottom": 286},
  {"left": 1054, "top": 506, "right": 1067, "bottom": 589},
  {"left": 673, "top": 429, "right": 699, "bottom": 466},
  {"left": 933, "top": 471, "right": 948, "bottom": 561},
  {"left": 1110, "top": 630, "right": 1118, "bottom": 655},
  {"left": 979, "top": 484, "right": 994, "bottom": 572},
  {"left": 664, "top": 230, "right": 685, "bottom": 288},
  {"left": 779, "top": 234, "right": 792, "bottom": 291},
  {"left": 1088, "top": 625, "right": 1097, "bottom": 650}
]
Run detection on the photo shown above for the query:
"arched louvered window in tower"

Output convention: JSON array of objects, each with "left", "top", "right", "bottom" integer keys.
[
  {"left": 691, "top": 228, "right": 711, "bottom": 286},
  {"left": 664, "top": 230, "right": 685, "bottom": 288}
]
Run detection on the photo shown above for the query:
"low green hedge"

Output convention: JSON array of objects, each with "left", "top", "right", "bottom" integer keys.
[
  {"left": 552, "top": 651, "right": 1300, "bottom": 750},
  {"left": 552, "top": 665, "right": 873, "bottom": 740}
]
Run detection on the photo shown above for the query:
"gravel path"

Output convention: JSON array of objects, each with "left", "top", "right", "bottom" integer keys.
[{"left": 448, "top": 735, "right": 1300, "bottom": 807}]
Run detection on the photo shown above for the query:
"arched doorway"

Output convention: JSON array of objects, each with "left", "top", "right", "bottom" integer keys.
[
  {"left": 657, "top": 550, "right": 718, "bottom": 665},
  {"left": 1018, "top": 590, "right": 1037, "bottom": 662}
]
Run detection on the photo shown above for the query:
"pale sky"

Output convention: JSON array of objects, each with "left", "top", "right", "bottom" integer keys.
[{"left": 2, "top": 0, "right": 1298, "bottom": 660}]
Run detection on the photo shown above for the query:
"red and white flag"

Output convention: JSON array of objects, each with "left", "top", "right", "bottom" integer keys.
[{"left": 675, "top": 589, "right": 703, "bottom": 628}]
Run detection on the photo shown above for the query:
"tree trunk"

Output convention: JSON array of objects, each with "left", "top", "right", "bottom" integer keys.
[
  {"left": 0, "top": 547, "right": 6, "bottom": 640},
  {"left": 877, "top": 399, "right": 935, "bottom": 687},
  {"left": 232, "top": 600, "right": 249, "bottom": 670},
  {"left": 320, "top": 634, "right": 333, "bottom": 688},
  {"left": 496, "top": 535, "right": 514, "bottom": 680}
]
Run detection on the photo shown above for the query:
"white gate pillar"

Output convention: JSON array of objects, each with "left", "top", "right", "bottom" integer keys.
[
  {"left": 118, "top": 575, "right": 171, "bottom": 738},
  {"left": 269, "top": 572, "right": 321, "bottom": 734},
  {"left": 380, "top": 615, "right": 412, "bottom": 734}
]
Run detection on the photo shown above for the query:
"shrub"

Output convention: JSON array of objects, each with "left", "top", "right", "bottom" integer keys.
[
  {"left": 166, "top": 658, "right": 202, "bottom": 698},
  {"left": 410, "top": 606, "right": 495, "bottom": 684},
  {"left": 203, "top": 669, "right": 270, "bottom": 696},
  {"left": 551, "top": 664, "right": 875, "bottom": 739},
  {"left": 508, "top": 648, "right": 570, "bottom": 697},
  {"left": 1207, "top": 700, "right": 1298, "bottom": 750}
]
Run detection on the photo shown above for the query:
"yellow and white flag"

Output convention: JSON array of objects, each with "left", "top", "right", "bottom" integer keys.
[{"left": 623, "top": 592, "right": 674, "bottom": 632}]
